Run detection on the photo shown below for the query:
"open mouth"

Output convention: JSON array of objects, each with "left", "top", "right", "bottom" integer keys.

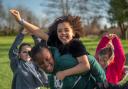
[{"left": 60, "top": 36, "right": 67, "bottom": 40}]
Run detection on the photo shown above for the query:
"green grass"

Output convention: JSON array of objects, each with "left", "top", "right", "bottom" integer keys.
[
  {"left": 0, "top": 36, "right": 47, "bottom": 89},
  {"left": 0, "top": 36, "right": 128, "bottom": 89},
  {"left": 81, "top": 37, "right": 128, "bottom": 58}
]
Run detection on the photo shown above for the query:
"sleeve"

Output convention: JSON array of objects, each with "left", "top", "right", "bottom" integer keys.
[
  {"left": 37, "top": 67, "right": 49, "bottom": 87},
  {"left": 88, "top": 55, "right": 106, "bottom": 83},
  {"left": 112, "top": 36, "right": 126, "bottom": 80},
  {"left": 95, "top": 35, "right": 110, "bottom": 61},
  {"left": 8, "top": 32, "right": 24, "bottom": 72},
  {"left": 31, "top": 35, "right": 41, "bottom": 45},
  {"left": 48, "top": 74, "right": 56, "bottom": 89},
  {"left": 70, "top": 40, "right": 89, "bottom": 57},
  {"left": 47, "top": 34, "right": 62, "bottom": 48}
]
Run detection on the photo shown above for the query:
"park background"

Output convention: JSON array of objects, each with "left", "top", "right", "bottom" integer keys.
[{"left": 0, "top": 0, "right": 128, "bottom": 89}]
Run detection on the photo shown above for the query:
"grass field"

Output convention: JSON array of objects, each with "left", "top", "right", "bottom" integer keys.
[{"left": 0, "top": 36, "right": 128, "bottom": 89}]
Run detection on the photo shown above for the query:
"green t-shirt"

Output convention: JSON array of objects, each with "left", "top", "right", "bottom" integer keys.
[{"left": 48, "top": 47, "right": 106, "bottom": 89}]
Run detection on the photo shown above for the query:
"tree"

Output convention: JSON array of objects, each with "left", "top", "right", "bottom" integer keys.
[
  {"left": 68, "top": 0, "right": 109, "bottom": 25},
  {"left": 40, "top": 0, "right": 109, "bottom": 27},
  {"left": 4, "top": 5, "right": 40, "bottom": 35},
  {"left": 108, "top": 0, "right": 128, "bottom": 39},
  {"left": 0, "top": 0, "right": 6, "bottom": 18},
  {"left": 15, "top": 6, "right": 39, "bottom": 25},
  {"left": 40, "top": 0, "right": 70, "bottom": 18},
  {"left": 0, "top": 0, "right": 6, "bottom": 30}
]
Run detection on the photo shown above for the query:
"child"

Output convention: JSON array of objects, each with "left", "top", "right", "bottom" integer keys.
[
  {"left": 8, "top": 27, "right": 48, "bottom": 89},
  {"left": 95, "top": 33, "right": 126, "bottom": 84},
  {"left": 30, "top": 43, "right": 106, "bottom": 89}
]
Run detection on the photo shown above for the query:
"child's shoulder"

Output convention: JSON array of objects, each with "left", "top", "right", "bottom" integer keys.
[
  {"left": 49, "top": 46, "right": 60, "bottom": 58},
  {"left": 70, "top": 39, "right": 83, "bottom": 46}
]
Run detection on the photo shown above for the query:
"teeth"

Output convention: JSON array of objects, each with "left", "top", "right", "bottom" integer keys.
[{"left": 61, "top": 36, "right": 66, "bottom": 39}]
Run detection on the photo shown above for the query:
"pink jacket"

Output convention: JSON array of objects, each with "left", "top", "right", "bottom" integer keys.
[{"left": 95, "top": 34, "right": 126, "bottom": 84}]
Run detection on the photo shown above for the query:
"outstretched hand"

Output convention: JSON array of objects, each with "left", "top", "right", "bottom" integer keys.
[
  {"left": 9, "top": 9, "right": 21, "bottom": 22},
  {"left": 105, "top": 33, "right": 117, "bottom": 40},
  {"left": 105, "top": 34, "right": 117, "bottom": 48},
  {"left": 108, "top": 34, "right": 117, "bottom": 40},
  {"left": 56, "top": 71, "right": 66, "bottom": 80},
  {"left": 21, "top": 29, "right": 28, "bottom": 35}
]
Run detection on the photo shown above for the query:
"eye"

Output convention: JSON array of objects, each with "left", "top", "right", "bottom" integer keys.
[
  {"left": 57, "top": 29, "right": 62, "bottom": 33},
  {"left": 22, "top": 51, "right": 28, "bottom": 53},
  {"left": 64, "top": 28, "right": 70, "bottom": 32}
]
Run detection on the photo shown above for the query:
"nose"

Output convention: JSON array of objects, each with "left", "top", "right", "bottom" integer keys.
[
  {"left": 43, "top": 60, "right": 49, "bottom": 66},
  {"left": 60, "top": 30, "right": 66, "bottom": 35}
]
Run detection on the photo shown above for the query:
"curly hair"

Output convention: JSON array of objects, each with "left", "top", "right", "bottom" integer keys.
[{"left": 48, "top": 15, "right": 85, "bottom": 43}]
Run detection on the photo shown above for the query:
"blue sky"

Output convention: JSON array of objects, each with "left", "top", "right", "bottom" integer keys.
[
  {"left": 2, "top": 0, "right": 46, "bottom": 18},
  {"left": 2, "top": 0, "right": 110, "bottom": 27}
]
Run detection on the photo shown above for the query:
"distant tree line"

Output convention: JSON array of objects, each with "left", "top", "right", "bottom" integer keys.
[
  {"left": 0, "top": 0, "right": 41, "bottom": 35},
  {"left": 40, "top": 0, "right": 128, "bottom": 39},
  {"left": 0, "top": 0, "right": 128, "bottom": 39}
]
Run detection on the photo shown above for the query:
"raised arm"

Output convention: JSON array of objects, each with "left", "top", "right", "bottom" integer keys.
[
  {"left": 56, "top": 41, "right": 90, "bottom": 80},
  {"left": 112, "top": 35, "right": 126, "bottom": 79},
  {"left": 9, "top": 9, "right": 49, "bottom": 41},
  {"left": 8, "top": 27, "right": 25, "bottom": 72},
  {"left": 95, "top": 34, "right": 110, "bottom": 60}
]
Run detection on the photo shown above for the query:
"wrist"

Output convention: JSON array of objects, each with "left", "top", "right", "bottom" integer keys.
[
  {"left": 18, "top": 19, "right": 25, "bottom": 25},
  {"left": 62, "top": 71, "right": 68, "bottom": 77}
]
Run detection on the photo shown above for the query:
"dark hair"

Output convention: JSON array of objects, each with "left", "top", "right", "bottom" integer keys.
[
  {"left": 30, "top": 40, "right": 48, "bottom": 62},
  {"left": 98, "top": 47, "right": 114, "bottom": 60},
  {"left": 19, "top": 43, "right": 31, "bottom": 53},
  {"left": 48, "top": 15, "right": 85, "bottom": 44}
]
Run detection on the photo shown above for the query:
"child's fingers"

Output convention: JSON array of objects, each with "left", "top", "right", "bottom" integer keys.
[{"left": 9, "top": 9, "right": 19, "bottom": 16}]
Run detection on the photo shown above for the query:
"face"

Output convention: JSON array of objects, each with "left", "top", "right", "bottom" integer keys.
[
  {"left": 57, "top": 22, "right": 75, "bottom": 44},
  {"left": 36, "top": 48, "right": 54, "bottom": 73},
  {"left": 98, "top": 54, "right": 109, "bottom": 69},
  {"left": 98, "top": 54, "right": 114, "bottom": 69},
  {"left": 19, "top": 45, "right": 31, "bottom": 61}
]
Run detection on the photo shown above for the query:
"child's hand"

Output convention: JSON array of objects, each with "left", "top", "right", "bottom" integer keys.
[
  {"left": 56, "top": 71, "right": 66, "bottom": 80},
  {"left": 21, "top": 29, "right": 28, "bottom": 35},
  {"left": 9, "top": 9, "right": 21, "bottom": 23},
  {"left": 107, "top": 34, "right": 117, "bottom": 40}
]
